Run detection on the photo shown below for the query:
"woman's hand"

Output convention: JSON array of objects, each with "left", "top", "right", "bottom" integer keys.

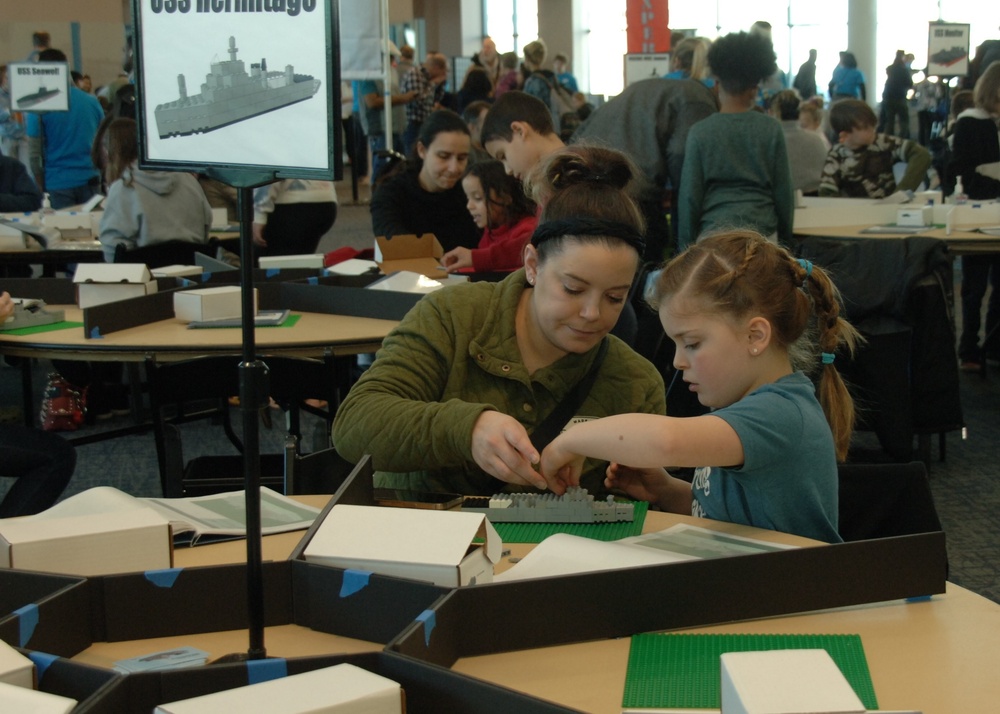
[
  {"left": 975, "top": 162, "right": 1000, "bottom": 181},
  {"left": 0, "top": 292, "right": 13, "bottom": 321},
  {"left": 441, "top": 247, "right": 473, "bottom": 273},
  {"left": 471, "top": 411, "right": 546, "bottom": 489},
  {"left": 252, "top": 222, "right": 267, "bottom": 248}
]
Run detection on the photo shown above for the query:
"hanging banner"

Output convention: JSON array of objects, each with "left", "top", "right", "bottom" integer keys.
[
  {"left": 134, "top": 0, "right": 339, "bottom": 179},
  {"left": 626, "top": 0, "right": 670, "bottom": 55},
  {"left": 340, "top": 0, "right": 384, "bottom": 79},
  {"left": 927, "top": 22, "right": 970, "bottom": 77}
]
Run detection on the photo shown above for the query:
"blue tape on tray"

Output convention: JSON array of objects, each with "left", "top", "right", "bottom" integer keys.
[
  {"left": 416, "top": 609, "right": 436, "bottom": 647},
  {"left": 266, "top": 269, "right": 280, "bottom": 278},
  {"left": 29, "top": 651, "right": 59, "bottom": 679},
  {"left": 308, "top": 276, "right": 319, "bottom": 285},
  {"left": 145, "top": 568, "right": 183, "bottom": 588},
  {"left": 201, "top": 272, "right": 213, "bottom": 281},
  {"left": 89, "top": 327, "right": 103, "bottom": 339},
  {"left": 340, "top": 569, "right": 371, "bottom": 597},
  {"left": 14, "top": 604, "right": 39, "bottom": 647},
  {"left": 907, "top": 595, "right": 933, "bottom": 603},
  {"left": 246, "top": 657, "right": 288, "bottom": 684}
]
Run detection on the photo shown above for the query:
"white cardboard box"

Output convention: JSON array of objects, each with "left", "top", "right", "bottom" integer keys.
[
  {"left": 258, "top": 253, "right": 325, "bottom": 269},
  {"left": 154, "top": 663, "right": 403, "bottom": 714},
  {"left": 720, "top": 649, "right": 866, "bottom": 714},
  {"left": 0, "top": 682, "right": 76, "bottom": 714},
  {"left": 152, "top": 264, "right": 205, "bottom": 278},
  {"left": 0, "top": 639, "right": 34, "bottom": 689},
  {"left": 303, "top": 504, "right": 501, "bottom": 587},
  {"left": 41, "top": 211, "right": 90, "bottom": 232},
  {"left": 173, "top": 285, "right": 253, "bottom": 322},
  {"left": 74, "top": 263, "right": 157, "bottom": 309},
  {"left": 896, "top": 206, "right": 933, "bottom": 227},
  {"left": 0, "top": 508, "right": 172, "bottom": 577}
]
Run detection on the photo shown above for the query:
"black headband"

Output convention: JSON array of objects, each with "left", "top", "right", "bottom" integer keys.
[{"left": 530, "top": 217, "right": 646, "bottom": 255}]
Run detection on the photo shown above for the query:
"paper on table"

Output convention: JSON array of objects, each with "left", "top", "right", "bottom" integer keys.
[{"left": 494, "top": 524, "right": 795, "bottom": 583}]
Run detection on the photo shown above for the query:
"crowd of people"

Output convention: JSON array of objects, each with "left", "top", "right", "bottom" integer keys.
[{"left": 3, "top": 22, "right": 1000, "bottom": 544}]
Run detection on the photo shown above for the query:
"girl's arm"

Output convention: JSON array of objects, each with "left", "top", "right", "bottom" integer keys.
[{"left": 539, "top": 413, "right": 743, "bottom": 493}]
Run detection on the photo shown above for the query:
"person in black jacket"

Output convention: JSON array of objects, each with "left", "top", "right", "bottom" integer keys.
[
  {"left": 0, "top": 154, "right": 42, "bottom": 212},
  {"left": 948, "top": 61, "right": 1000, "bottom": 370},
  {"left": 370, "top": 109, "right": 479, "bottom": 253}
]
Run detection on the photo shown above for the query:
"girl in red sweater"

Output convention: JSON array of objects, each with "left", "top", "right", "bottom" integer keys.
[{"left": 442, "top": 159, "right": 537, "bottom": 273}]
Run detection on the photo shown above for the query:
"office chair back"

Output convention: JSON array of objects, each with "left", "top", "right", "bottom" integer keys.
[{"left": 837, "top": 461, "right": 943, "bottom": 542}]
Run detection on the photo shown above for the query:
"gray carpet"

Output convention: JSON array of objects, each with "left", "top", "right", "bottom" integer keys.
[{"left": 2, "top": 184, "right": 997, "bottom": 605}]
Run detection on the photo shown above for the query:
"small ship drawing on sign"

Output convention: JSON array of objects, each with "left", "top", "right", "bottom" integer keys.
[
  {"left": 155, "top": 36, "right": 321, "bottom": 138},
  {"left": 17, "top": 86, "right": 61, "bottom": 109}
]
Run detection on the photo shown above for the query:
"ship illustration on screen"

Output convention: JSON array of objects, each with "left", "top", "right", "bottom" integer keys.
[{"left": 154, "top": 36, "right": 321, "bottom": 139}]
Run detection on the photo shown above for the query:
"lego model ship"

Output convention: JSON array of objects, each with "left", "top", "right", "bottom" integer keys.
[
  {"left": 16, "top": 86, "right": 61, "bottom": 109},
  {"left": 154, "top": 36, "right": 321, "bottom": 138}
]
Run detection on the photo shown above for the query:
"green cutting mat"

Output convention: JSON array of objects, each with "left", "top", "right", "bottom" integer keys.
[
  {"left": 493, "top": 501, "right": 647, "bottom": 543},
  {"left": 622, "top": 632, "right": 877, "bottom": 710},
  {"left": 1, "top": 320, "right": 83, "bottom": 336}
]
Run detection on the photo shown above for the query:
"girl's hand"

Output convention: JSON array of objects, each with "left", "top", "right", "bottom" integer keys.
[
  {"left": 605, "top": 463, "right": 671, "bottom": 504},
  {"left": 538, "top": 440, "right": 586, "bottom": 494},
  {"left": 471, "top": 411, "right": 546, "bottom": 489},
  {"left": 441, "top": 247, "right": 473, "bottom": 273}
]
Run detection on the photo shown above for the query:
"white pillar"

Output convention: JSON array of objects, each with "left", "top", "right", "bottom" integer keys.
[{"left": 848, "top": 0, "right": 878, "bottom": 106}]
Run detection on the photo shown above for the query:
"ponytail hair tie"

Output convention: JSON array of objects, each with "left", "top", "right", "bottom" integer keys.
[
  {"left": 797, "top": 259, "right": 813, "bottom": 276},
  {"left": 821, "top": 352, "right": 836, "bottom": 365}
]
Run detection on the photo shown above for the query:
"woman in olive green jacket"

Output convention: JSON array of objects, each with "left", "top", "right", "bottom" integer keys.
[{"left": 333, "top": 145, "right": 666, "bottom": 496}]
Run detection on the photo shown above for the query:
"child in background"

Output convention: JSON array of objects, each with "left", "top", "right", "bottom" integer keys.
[
  {"left": 818, "top": 99, "right": 931, "bottom": 198},
  {"left": 441, "top": 159, "right": 538, "bottom": 273},
  {"left": 539, "top": 231, "right": 861, "bottom": 543},
  {"left": 798, "top": 99, "right": 831, "bottom": 149},
  {"left": 677, "top": 31, "right": 795, "bottom": 249}
]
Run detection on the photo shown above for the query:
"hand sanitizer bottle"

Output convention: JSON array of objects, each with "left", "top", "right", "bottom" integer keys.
[
  {"left": 41, "top": 192, "right": 54, "bottom": 214},
  {"left": 953, "top": 176, "right": 968, "bottom": 205}
]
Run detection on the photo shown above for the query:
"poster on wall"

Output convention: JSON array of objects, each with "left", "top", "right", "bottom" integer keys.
[
  {"left": 927, "top": 22, "right": 970, "bottom": 77},
  {"left": 133, "top": 0, "right": 340, "bottom": 180},
  {"left": 624, "top": 54, "right": 671, "bottom": 86},
  {"left": 7, "top": 62, "right": 70, "bottom": 113}
]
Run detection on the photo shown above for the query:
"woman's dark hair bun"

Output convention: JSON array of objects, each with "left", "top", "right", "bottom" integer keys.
[{"left": 546, "top": 147, "right": 632, "bottom": 192}]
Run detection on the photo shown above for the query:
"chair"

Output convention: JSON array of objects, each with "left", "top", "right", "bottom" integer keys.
[
  {"left": 148, "top": 354, "right": 351, "bottom": 497},
  {"left": 282, "top": 437, "right": 356, "bottom": 495},
  {"left": 798, "top": 235, "right": 964, "bottom": 463},
  {"left": 113, "top": 240, "right": 216, "bottom": 268},
  {"left": 837, "top": 461, "right": 943, "bottom": 542}
]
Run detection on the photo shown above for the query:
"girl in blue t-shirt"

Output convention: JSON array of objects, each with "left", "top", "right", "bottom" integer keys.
[{"left": 539, "top": 231, "right": 860, "bottom": 542}]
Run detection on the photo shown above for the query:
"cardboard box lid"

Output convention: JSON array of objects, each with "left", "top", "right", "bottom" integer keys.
[
  {"left": 375, "top": 233, "right": 444, "bottom": 261},
  {"left": 175, "top": 285, "right": 242, "bottom": 298},
  {"left": 0, "top": 681, "right": 77, "bottom": 713},
  {"left": 154, "top": 663, "right": 402, "bottom": 713},
  {"left": 304, "top": 504, "right": 501, "bottom": 568},
  {"left": 73, "top": 263, "right": 153, "bottom": 285},
  {"left": 0, "top": 639, "right": 33, "bottom": 687},
  {"left": 720, "top": 649, "right": 866, "bottom": 714},
  {"left": 375, "top": 234, "right": 445, "bottom": 277}
]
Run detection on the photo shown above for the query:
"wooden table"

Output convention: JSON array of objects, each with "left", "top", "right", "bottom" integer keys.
[
  {"left": 72, "top": 505, "right": 1000, "bottom": 714},
  {"left": 0, "top": 305, "right": 397, "bottom": 362},
  {"left": 794, "top": 222, "right": 1000, "bottom": 254}
]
